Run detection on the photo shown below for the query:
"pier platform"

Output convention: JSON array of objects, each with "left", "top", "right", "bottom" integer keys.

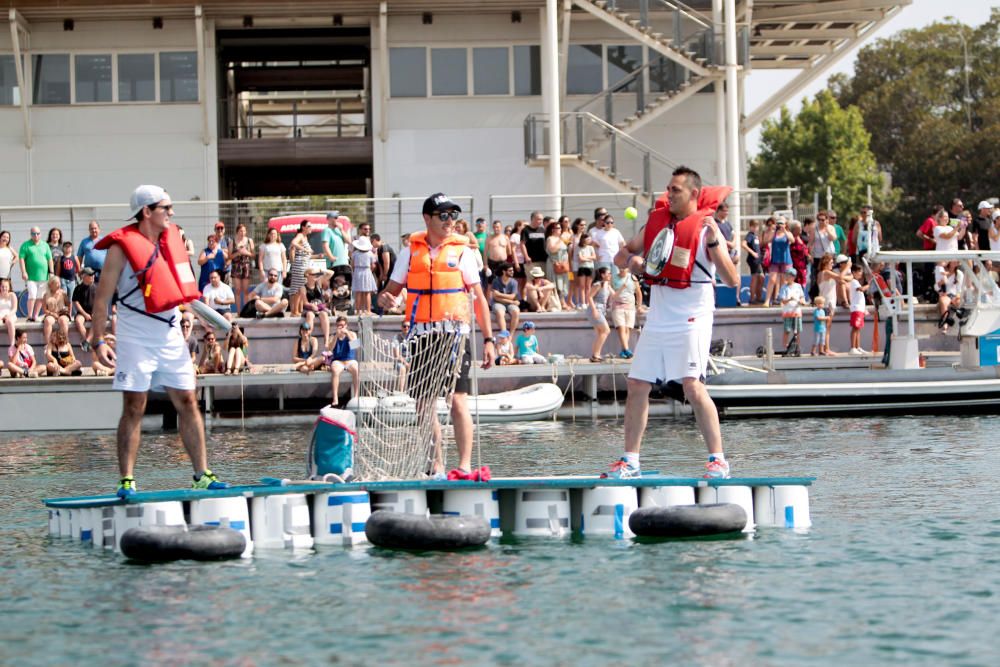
[{"left": 45, "top": 474, "right": 815, "bottom": 553}]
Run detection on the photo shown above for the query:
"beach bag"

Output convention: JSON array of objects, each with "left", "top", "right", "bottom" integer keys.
[
  {"left": 307, "top": 406, "right": 356, "bottom": 478},
  {"left": 761, "top": 243, "right": 772, "bottom": 271},
  {"left": 553, "top": 260, "right": 570, "bottom": 274}
]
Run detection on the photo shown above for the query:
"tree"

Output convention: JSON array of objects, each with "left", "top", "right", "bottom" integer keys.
[
  {"left": 832, "top": 10, "right": 1000, "bottom": 245},
  {"left": 748, "top": 89, "right": 896, "bottom": 227}
]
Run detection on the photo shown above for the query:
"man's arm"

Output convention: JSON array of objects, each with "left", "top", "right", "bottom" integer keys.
[
  {"left": 468, "top": 281, "right": 495, "bottom": 369},
  {"left": 377, "top": 279, "right": 404, "bottom": 310},
  {"left": 614, "top": 230, "right": 646, "bottom": 273}
]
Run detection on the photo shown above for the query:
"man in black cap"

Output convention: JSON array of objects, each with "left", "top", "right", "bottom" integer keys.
[{"left": 378, "top": 193, "right": 495, "bottom": 480}]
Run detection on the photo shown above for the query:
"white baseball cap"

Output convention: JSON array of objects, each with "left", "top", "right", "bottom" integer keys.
[
  {"left": 126, "top": 184, "right": 167, "bottom": 220},
  {"left": 978, "top": 200, "right": 993, "bottom": 210}
]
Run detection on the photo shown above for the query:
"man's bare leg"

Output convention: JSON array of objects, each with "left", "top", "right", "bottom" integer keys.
[
  {"left": 683, "top": 377, "right": 723, "bottom": 455},
  {"left": 623, "top": 378, "right": 652, "bottom": 454},
  {"left": 117, "top": 391, "right": 147, "bottom": 477},
  {"left": 451, "top": 392, "right": 473, "bottom": 471},
  {"left": 165, "top": 387, "right": 209, "bottom": 473}
]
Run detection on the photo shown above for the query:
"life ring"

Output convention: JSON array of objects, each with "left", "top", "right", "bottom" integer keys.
[
  {"left": 628, "top": 503, "right": 747, "bottom": 538},
  {"left": 365, "top": 511, "right": 491, "bottom": 550},
  {"left": 189, "top": 299, "right": 233, "bottom": 334},
  {"left": 120, "top": 525, "right": 246, "bottom": 562}
]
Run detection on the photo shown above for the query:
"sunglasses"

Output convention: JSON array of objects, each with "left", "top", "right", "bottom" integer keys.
[
  {"left": 151, "top": 204, "right": 174, "bottom": 212},
  {"left": 433, "top": 211, "right": 460, "bottom": 222},
  {"left": 31, "top": 231, "right": 40, "bottom": 236}
]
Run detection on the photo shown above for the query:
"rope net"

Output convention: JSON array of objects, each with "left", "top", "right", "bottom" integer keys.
[{"left": 354, "top": 317, "right": 468, "bottom": 481}]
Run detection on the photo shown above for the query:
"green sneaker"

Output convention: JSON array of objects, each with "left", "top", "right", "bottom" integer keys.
[
  {"left": 192, "top": 469, "right": 228, "bottom": 490},
  {"left": 116, "top": 476, "right": 137, "bottom": 498}
]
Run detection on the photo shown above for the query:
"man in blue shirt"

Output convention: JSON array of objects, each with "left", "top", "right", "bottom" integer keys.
[
  {"left": 76, "top": 220, "right": 107, "bottom": 279},
  {"left": 489, "top": 262, "right": 521, "bottom": 334}
]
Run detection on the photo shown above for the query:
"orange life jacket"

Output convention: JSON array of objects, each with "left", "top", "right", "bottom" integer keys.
[
  {"left": 404, "top": 231, "right": 470, "bottom": 323},
  {"left": 96, "top": 223, "right": 200, "bottom": 317},
  {"left": 643, "top": 185, "right": 732, "bottom": 288}
]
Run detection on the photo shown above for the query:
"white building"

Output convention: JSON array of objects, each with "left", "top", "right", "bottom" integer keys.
[{"left": 0, "top": 0, "right": 909, "bottom": 221}]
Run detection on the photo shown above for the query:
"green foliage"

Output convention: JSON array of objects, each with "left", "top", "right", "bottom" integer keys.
[
  {"left": 748, "top": 90, "right": 897, "bottom": 227},
  {"left": 832, "top": 9, "right": 1000, "bottom": 247}
]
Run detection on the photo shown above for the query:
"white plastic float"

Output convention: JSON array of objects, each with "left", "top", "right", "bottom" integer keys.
[
  {"left": 579, "top": 487, "right": 639, "bottom": 539},
  {"left": 189, "top": 496, "right": 254, "bottom": 557},
  {"left": 513, "top": 488, "right": 571, "bottom": 537},
  {"left": 312, "top": 491, "right": 371, "bottom": 546}
]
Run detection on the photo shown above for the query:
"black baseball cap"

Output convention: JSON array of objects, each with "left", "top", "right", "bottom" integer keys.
[{"left": 422, "top": 192, "right": 462, "bottom": 216}]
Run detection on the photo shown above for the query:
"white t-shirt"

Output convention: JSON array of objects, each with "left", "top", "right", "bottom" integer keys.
[
  {"left": 591, "top": 226, "right": 626, "bottom": 264},
  {"left": 780, "top": 282, "right": 805, "bottom": 317},
  {"left": 643, "top": 227, "right": 717, "bottom": 333},
  {"left": 115, "top": 261, "right": 184, "bottom": 348},
  {"left": 0, "top": 246, "right": 17, "bottom": 280},
  {"left": 203, "top": 282, "right": 235, "bottom": 311},
  {"left": 848, "top": 278, "right": 866, "bottom": 313},
  {"left": 933, "top": 226, "right": 958, "bottom": 253},
  {"left": 260, "top": 242, "right": 285, "bottom": 274}
]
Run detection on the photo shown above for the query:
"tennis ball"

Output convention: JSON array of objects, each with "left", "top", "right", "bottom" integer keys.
[{"left": 624, "top": 206, "right": 638, "bottom": 220}]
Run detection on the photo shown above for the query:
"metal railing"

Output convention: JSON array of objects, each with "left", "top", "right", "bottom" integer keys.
[
  {"left": 525, "top": 111, "right": 679, "bottom": 198},
  {"left": 489, "top": 192, "right": 645, "bottom": 237},
  {"left": 219, "top": 96, "right": 368, "bottom": 140},
  {"left": 573, "top": 54, "right": 694, "bottom": 127}
]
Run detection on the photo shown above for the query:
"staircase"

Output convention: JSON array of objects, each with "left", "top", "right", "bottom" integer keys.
[{"left": 525, "top": 112, "right": 682, "bottom": 210}]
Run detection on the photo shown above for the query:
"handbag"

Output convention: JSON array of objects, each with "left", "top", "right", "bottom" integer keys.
[{"left": 553, "top": 260, "right": 570, "bottom": 274}]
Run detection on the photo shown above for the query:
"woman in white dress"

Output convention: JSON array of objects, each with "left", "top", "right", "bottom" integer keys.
[
  {"left": 0, "top": 230, "right": 17, "bottom": 281},
  {"left": 351, "top": 236, "right": 377, "bottom": 315}
]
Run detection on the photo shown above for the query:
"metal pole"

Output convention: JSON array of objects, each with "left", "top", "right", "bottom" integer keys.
[
  {"left": 543, "top": 1, "right": 562, "bottom": 211},
  {"left": 723, "top": 0, "right": 742, "bottom": 265},
  {"left": 713, "top": 0, "right": 726, "bottom": 183}
]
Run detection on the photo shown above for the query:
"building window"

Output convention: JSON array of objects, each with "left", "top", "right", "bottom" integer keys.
[
  {"left": 431, "top": 48, "right": 467, "bottom": 96},
  {"left": 75, "top": 54, "right": 112, "bottom": 103},
  {"left": 159, "top": 51, "right": 198, "bottom": 103},
  {"left": 118, "top": 53, "right": 155, "bottom": 102},
  {"left": 389, "top": 47, "right": 426, "bottom": 97},
  {"left": 0, "top": 55, "right": 20, "bottom": 105},
  {"left": 473, "top": 47, "right": 509, "bottom": 95},
  {"left": 32, "top": 54, "right": 71, "bottom": 105},
  {"left": 606, "top": 45, "right": 642, "bottom": 93},
  {"left": 513, "top": 45, "right": 541, "bottom": 96},
  {"left": 566, "top": 45, "right": 602, "bottom": 95}
]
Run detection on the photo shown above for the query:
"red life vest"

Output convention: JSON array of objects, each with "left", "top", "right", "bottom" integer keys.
[
  {"left": 96, "top": 223, "right": 200, "bottom": 313},
  {"left": 643, "top": 185, "right": 732, "bottom": 288}
]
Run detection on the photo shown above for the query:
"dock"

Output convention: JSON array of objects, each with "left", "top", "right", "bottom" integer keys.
[{"left": 44, "top": 474, "right": 815, "bottom": 553}]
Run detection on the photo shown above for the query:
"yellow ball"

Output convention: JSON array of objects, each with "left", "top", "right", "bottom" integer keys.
[{"left": 624, "top": 206, "right": 638, "bottom": 220}]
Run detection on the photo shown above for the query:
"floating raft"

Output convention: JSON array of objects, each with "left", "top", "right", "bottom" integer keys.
[{"left": 44, "top": 475, "right": 814, "bottom": 556}]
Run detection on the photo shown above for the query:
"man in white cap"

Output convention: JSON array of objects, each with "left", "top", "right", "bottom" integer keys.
[
  {"left": 975, "top": 201, "right": 994, "bottom": 251},
  {"left": 377, "top": 192, "right": 495, "bottom": 480},
  {"left": 91, "top": 185, "right": 227, "bottom": 498}
]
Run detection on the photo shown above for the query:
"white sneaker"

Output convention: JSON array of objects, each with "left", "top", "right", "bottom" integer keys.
[
  {"left": 856, "top": 348, "right": 869, "bottom": 355},
  {"left": 849, "top": 347, "right": 861, "bottom": 355}
]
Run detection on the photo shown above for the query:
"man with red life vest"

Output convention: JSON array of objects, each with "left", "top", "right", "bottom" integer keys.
[
  {"left": 605, "top": 166, "right": 739, "bottom": 479},
  {"left": 90, "top": 185, "right": 227, "bottom": 498},
  {"left": 377, "top": 193, "right": 495, "bottom": 480}
]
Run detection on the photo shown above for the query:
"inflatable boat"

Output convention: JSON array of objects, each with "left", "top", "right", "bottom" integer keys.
[{"left": 344, "top": 382, "right": 564, "bottom": 423}]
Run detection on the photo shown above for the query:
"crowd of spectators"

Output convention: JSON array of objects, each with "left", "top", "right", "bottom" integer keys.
[{"left": 2, "top": 196, "right": 997, "bottom": 378}]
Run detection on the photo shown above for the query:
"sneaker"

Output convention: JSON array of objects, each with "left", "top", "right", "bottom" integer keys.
[
  {"left": 601, "top": 457, "right": 640, "bottom": 479},
  {"left": 192, "top": 469, "right": 228, "bottom": 490},
  {"left": 116, "top": 476, "right": 137, "bottom": 498},
  {"left": 704, "top": 456, "right": 730, "bottom": 479}
]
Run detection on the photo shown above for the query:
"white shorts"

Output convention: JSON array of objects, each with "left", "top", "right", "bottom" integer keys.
[
  {"left": 628, "top": 319, "right": 712, "bottom": 385},
  {"left": 27, "top": 280, "right": 47, "bottom": 299},
  {"left": 113, "top": 338, "right": 196, "bottom": 393}
]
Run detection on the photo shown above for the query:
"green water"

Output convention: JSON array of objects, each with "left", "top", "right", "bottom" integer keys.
[{"left": 2, "top": 416, "right": 999, "bottom": 666}]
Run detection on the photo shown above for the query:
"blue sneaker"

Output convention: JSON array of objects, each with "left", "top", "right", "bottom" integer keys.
[
  {"left": 192, "top": 469, "right": 228, "bottom": 490},
  {"left": 116, "top": 476, "right": 137, "bottom": 498},
  {"left": 704, "top": 456, "right": 730, "bottom": 479},
  {"left": 601, "top": 458, "right": 640, "bottom": 479}
]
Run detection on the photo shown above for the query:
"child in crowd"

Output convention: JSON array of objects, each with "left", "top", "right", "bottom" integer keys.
[
  {"left": 515, "top": 321, "right": 546, "bottom": 364},
  {"left": 330, "top": 275, "right": 352, "bottom": 314},
  {"left": 45, "top": 330, "right": 83, "bottom": 376},
  {"left": 778, "top": 267, "right": 806, "bottom": 350},
  {"left": 6, "top": 329, "right": 39, "bottom": 377},
  {"left": 848, "top": 264, "right": 870, "bottom": 354},
  {"left": 92, "top": 334, "right": 116, "bottom": 376},
  {"left": 811, "top": 295, "right": 831, "bottom": 356},
  {"left": 57, "top": 241, "right": 79, "bottom": 294},
  {"left": 495, "top": 329, "right": 516, "bottom": 365}
]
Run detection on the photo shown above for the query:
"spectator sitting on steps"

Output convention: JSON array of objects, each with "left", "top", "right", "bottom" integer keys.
[
  {"left": 245, "top": 269, "right": 288, "bottom": 318},
  {"left": 515, "top": 320, "right": 546, "bottom": 364},
  {"left": 490, "top": 262, "right": 521, "bottom": 334},
  {"left": 495, "top": 329, "right": 516, "bottom": 365},
  {"left": 92, "top": 333, "right": 116, "bottom": 376},
  {"left": 6, "top": 328, "right": 39, "bottom": 378},
  {"left": 524, "top": 266, "right": 560, "bottom": 312},
  {"left": 45, "top": 330, "right": 83, "bottom": 376},
  {"left": 325, "top": 315, "right": 360, "bottom": 408}
]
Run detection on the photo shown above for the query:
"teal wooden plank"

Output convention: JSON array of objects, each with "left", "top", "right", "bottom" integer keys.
[{"left": 43, "top": 475, "right": 815, "bottom": 509}]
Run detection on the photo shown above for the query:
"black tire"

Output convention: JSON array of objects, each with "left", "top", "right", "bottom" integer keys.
[
  {"left": 628, "top": 503, "right": 747, "bottom": 538},
  {"left": 365, "top": 511, "right": 491, "bottom": 550},
  {"left": 120, "top": 525, "right": 246, "bottom": 562}
]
